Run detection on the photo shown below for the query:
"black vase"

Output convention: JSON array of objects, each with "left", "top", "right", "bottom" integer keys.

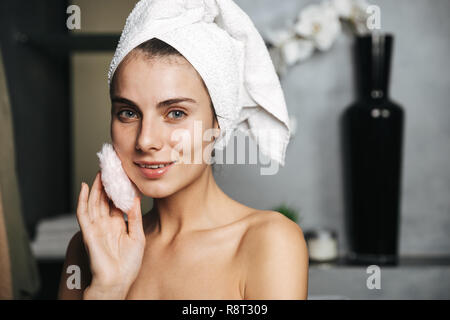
[{"left": 341, "top": 34, "right": 405, "bottom": 266}]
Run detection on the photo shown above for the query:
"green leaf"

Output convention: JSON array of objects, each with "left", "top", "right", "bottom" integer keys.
[{"left": 272, "top": 204, "right": 301, "bottom": 224}]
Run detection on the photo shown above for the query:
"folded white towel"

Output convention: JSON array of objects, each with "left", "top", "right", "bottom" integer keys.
[{"left": 108, "top": 0, "right": 291, "bottom": 166}]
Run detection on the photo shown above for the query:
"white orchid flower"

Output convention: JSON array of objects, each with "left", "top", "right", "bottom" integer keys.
[
  {"left": 349, "top": 0, "right": 371, "bottom": 34},
  {"left": 281, "top": 38, "right": 315, "bottom": 66},
  {"left": 265, "top": 27, "right": 296, "bottom": 47},
  {"left": 294, "top": 1, "right": 342, "bottom": 51},
  {"left": 264, "top": 0, "right": 374, "bottom": 75},
  {"left": 331, "top": 0, "right": 353, "bottom": 18}
]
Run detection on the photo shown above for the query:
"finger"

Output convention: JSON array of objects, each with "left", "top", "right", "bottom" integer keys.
[
  {"left": 87, "top": 171, "right": 101, "bottom": 221},
  {"left": 98, "top": 185, "right": 110, "bottom": 217},
  {"left": 107, "top": 202, "right": 128, "bottom": 233},
  {"left": 126, "top": 197, "right": 144, "bottom": 241},
  {"left": 76, "top": 182, "right": 90, "bottom": 228},
  {"left": 110, "top": 204, "right": 123, "bottom": 218}
]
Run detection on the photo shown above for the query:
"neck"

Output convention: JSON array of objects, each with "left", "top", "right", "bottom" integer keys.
[{"left": 147, "top": 165, "right": 232, "bottom": 242}]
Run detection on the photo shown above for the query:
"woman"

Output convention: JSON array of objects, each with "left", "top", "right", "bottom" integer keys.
[{"left": 58, "top": 1, "right": 308, "bottom": 300}]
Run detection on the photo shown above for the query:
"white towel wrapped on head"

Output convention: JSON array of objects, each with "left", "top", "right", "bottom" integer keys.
[{"left": 108, "top": 0, "right": 291, "bottom": 166}]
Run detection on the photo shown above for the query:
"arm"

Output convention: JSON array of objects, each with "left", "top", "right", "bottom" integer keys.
[
  {"left": 57, "top": 231, "right": 91, "bottom": 300},
  {"left": 242, "top": 213, "right": 309, "bottom": 300}
]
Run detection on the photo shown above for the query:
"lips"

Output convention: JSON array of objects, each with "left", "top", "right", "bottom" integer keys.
[{"left": 135, "top": 161, "right": 176, "bottom": 179}]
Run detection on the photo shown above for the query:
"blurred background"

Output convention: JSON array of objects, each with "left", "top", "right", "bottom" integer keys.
[{"left": 0, "top": 0, "right": 449, "bottom": 299}]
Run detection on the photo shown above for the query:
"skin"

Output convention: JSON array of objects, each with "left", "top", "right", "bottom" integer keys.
[{"left": 58, "top": 51, "right": 309, "bottom": 300}]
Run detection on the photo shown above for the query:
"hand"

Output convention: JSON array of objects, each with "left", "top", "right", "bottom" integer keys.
[{"left": 76, "top": 171, "right": 146, "bottom": 298}]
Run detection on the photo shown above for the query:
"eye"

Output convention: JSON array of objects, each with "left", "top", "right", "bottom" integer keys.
[
  {"left": 167, "top": 109, "right": 186, "bottom": 120},
  {"left": 118, "top": 109, "right": 138, "bottom": 120}
]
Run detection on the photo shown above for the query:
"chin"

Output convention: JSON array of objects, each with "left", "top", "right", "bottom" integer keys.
[
  {"left": 133, "top": 180, "right": 169, "bottom": 198},
  {"left": 131, "top": 163, "right": 206, "bottom": 198},
  {"left": 135, "top": 177, "right": 185, "bottom": 199},
  {"left": 143, "top": 189, "right": 173, "bottom": 199}
]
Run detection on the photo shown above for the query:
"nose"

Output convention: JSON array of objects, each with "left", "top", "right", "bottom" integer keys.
[{"left": 135, "top": 117, "right": 163, "bottom": 152}]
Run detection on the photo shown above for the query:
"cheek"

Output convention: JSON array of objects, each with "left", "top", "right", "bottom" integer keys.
[
  {"left": 178, "top": 120, "right": 210, "bottom": 163},
  {"left": 111, "top": 121, "right": 135, "bottom": 145},
  {"left": 168, "top": 122, "right": 195, "bottom": 152},
  {"left": 111, "top": 120, "right": 122, "bottom": 143},
  {"left": 111, "top": 122, "right": 140, "bottom": 167}
]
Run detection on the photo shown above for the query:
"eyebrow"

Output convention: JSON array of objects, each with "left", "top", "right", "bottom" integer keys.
[{"left": 111, "top": 96, "right": 197, "bottom": 109}]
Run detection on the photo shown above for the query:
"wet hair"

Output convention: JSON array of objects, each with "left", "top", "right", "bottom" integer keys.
[
  {"left": 135, "top": 37, "right": 184, "bottom": 59},
  {"left": 111, "top": 38, "right": 220, "bottom": 170}
]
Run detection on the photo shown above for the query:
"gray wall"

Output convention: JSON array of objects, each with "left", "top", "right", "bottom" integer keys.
[{"left": 214, "top": 0, "right": 450, "bottom": 257}]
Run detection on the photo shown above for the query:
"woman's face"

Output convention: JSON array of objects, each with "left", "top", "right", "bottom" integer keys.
[{"left": 110, "top": 51, "right": 219, "bottom": 198}]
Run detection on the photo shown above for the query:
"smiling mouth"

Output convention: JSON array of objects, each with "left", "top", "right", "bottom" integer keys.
[{"left": 136, "top": 161, "right": 176, "bottom": 169}]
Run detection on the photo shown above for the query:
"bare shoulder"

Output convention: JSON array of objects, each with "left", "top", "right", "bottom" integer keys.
[
  {"left": 240, "top": 210, "right": 306, "bottom": 248},
  {"left": 238, "top": 210, "right": 309, "bottom": 299},
  {"left": 57, "top": 230, "right": 92, "bottom": 299}
]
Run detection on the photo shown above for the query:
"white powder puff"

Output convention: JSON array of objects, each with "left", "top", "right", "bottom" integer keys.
[{"left": 96, "top": 143, "right": 140, "bottom": 213}]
